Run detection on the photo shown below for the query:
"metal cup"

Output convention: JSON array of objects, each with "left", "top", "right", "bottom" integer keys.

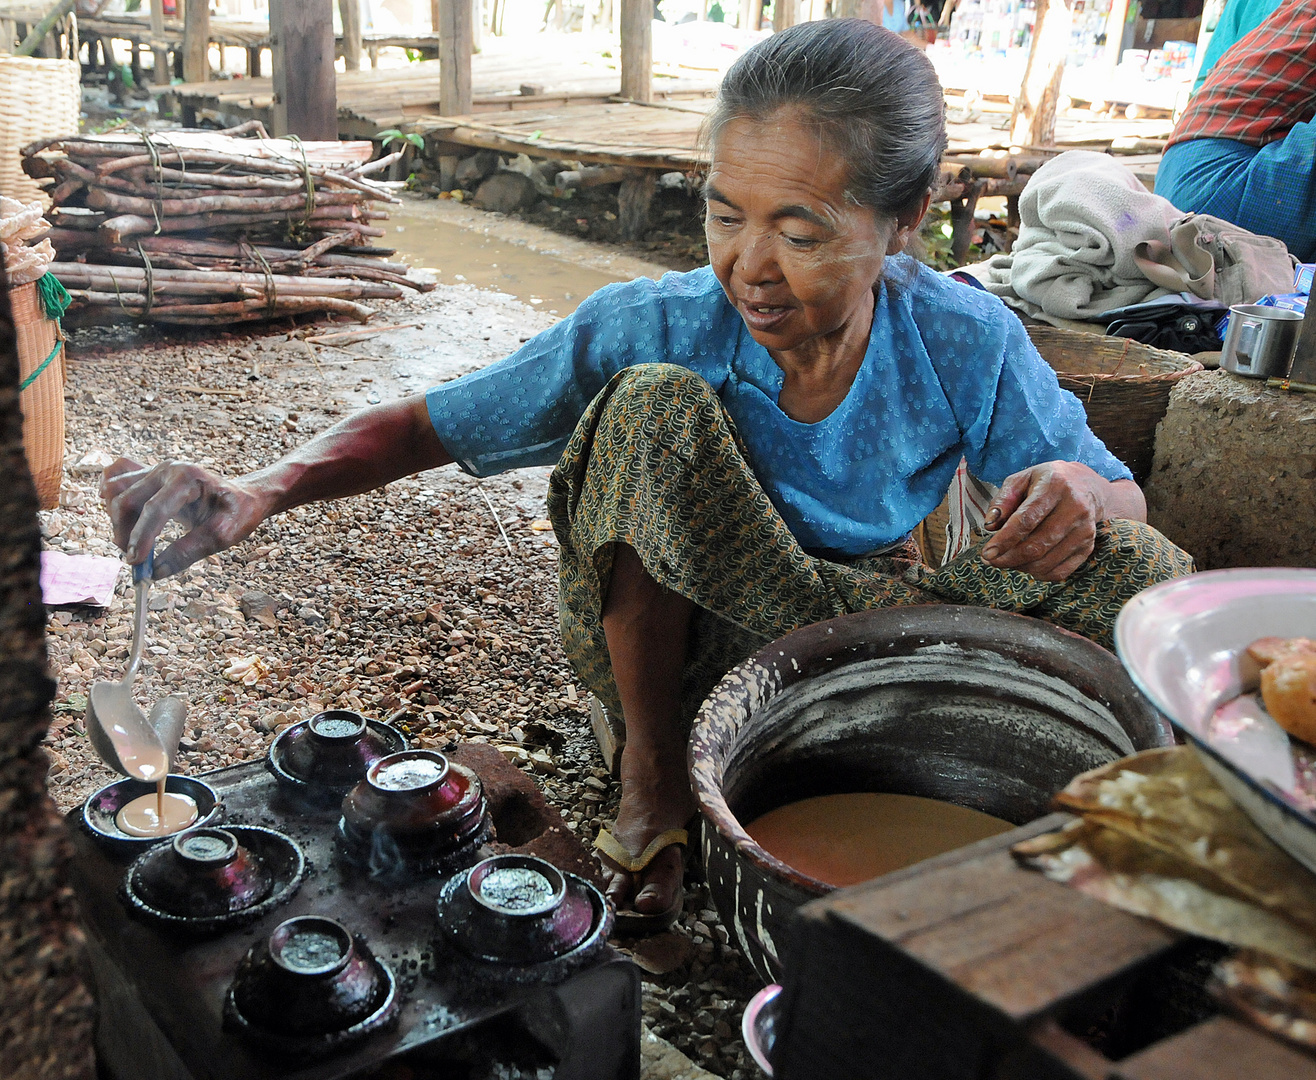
[{"left": 1221, "top": 304, "right": 1304, "bottom": 379}]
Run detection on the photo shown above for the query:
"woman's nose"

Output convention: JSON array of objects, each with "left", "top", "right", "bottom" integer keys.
[{"left": 734, "top": 230, "right": 781, "bottom": 285}]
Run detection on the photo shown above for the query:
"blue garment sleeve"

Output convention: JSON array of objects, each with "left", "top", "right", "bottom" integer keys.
[
  {"left": 913, "top": 271, "right": 1133, "bottom": 486},
  {"left": 960, "top": 310, "right": 1133, "bottom": 485},
  {"left": 425, "top": 277, "right": 671, "bottom": 476}
]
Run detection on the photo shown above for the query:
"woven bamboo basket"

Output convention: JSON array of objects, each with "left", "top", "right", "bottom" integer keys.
[
  {"left": 0, "top": 57, "right": 80, "bottom": 206},
  {"left": 13, "top": 281, "right": 65, "bottom": 509},
  {"left": 1027, "top": 325, "right": 1204, "bottom": 484}
]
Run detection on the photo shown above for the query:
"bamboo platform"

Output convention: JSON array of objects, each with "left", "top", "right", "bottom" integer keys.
[
  {"left": 160, "top": 35, "right": 721, "bottom": 138},
  {"left": 415, "top": 101, "right": 1170, "bottom": 173}
]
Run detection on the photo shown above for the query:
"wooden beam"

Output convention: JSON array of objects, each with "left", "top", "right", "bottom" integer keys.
[
  {"left": 619, "top": 0, "right": 651, "bottom": 103},
  {"left": 182, "top": 0, "right": 209, "bottom": 83},
  {"left": 772, "top": 0, "right": 797, "bottom": 31},
  {"left": 339, "top": 0, "right": 361, "bottom": 71},
  {"left": 269, "top": 0, "right": 338, "bottom": 140},
  {"left": 437, "top": 0, "right": 473, "bottom": 116},
  {"left": 149, "top": 0, "right": 169, "bottom": 84}
]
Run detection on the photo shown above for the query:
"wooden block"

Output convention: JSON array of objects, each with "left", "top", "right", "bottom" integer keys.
[
  {"left": 1115, "top": 1016, "right": 1316, "bottom": 1080},
  {"left": 774, "top": 816, "right": 1188, "bottom": 1080},
  {"left": 589, "top": 694, "right": 624, "bottom": 777}
]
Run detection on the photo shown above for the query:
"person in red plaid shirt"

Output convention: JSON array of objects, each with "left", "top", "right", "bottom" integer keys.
[{"left": 1156, "top": 0, "right": 1316, "bottom": 261}]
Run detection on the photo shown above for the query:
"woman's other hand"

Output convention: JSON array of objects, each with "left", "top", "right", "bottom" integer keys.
[
  {"left": 980, "top": 462, "right": 1146, "bottom": 582},
  {"left": 102, "top": 458, "right": 272, "bottom": 579}
]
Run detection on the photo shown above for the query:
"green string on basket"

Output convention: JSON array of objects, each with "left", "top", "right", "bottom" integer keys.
[
  {"left": 20, "top": 272, "right": 70, "bottom": 393},
  {"left": 36, "top": 271, "right": 71, "bottom": 321}
]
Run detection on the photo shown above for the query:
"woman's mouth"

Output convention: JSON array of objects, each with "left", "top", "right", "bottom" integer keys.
[{"left": 739, "top": 301, "right": 793, "bottom": 333}]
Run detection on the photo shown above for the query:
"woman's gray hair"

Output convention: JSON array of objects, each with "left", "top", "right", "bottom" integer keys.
[{"left": 703, "top": 19, "right": 947, "bottom": 220}]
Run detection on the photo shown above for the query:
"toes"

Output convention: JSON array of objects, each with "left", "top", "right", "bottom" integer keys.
[{"left": 631, "top": 847, "right": 683, "bottom": 914}]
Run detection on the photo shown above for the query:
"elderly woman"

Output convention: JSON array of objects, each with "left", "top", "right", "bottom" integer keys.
[{"left": 105, "top": 21, "right": 1193, "bottom": 932}]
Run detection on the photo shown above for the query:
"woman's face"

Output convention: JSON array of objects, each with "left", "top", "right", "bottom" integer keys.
[{"left": 705, "top": 109, "right": 898, "bottom": 357}]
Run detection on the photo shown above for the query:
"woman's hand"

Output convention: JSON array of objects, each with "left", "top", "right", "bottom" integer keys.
[
  {"left": 102, "top": 459, "right": 274, "bottom": 578},
  {"left": 980, "top": 462, "right": 1145, "bottom": 582}
]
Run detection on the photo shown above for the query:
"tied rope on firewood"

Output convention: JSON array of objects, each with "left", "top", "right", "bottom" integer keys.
[{"left": 21, "top": 124, "right": 434, "bottom": 326}]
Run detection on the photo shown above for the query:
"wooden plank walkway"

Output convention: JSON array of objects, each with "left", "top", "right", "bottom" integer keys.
[{"left": 160, "top": 36, "right": 720, "bottom": 138}]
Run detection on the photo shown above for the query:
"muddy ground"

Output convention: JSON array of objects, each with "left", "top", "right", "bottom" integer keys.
[{"left": 42, "top": 278, "right": 760, "bottom": 1078}]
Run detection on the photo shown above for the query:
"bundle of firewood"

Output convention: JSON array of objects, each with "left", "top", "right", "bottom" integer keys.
[{"left": 21, "top": 122, "right": 432, "bottom": 325}]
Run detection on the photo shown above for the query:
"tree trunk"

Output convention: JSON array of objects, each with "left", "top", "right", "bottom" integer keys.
[
  {"left": 0, "top": 281, "right": 95, "bottom": 1075},
  {"left": 1009, "top": 0, "right": 1072, "bottom": 147}
]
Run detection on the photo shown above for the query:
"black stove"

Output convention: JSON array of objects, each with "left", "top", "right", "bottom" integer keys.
[{"left": 67, "top": 755, "right": 640, "bottom": 1080}]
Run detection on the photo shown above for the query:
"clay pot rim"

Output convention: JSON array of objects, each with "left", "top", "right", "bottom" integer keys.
[
  {"left": 307, "top": 709, "right": 369, "bottom": 741},
  {"left": 687, "top": 604, "right": 1173, "bottom": 896},
  {"left": 467, "top": 853, "right": 567, "bottom": 918},
  {"left": 269, "top": 915, "right": 354, "bottom": 977},
  {"left": 366, "top": 749, "right": 452, "bottom": 796},
  {"left": 173, "top": 827, "right": 239, "bottom": 865}
]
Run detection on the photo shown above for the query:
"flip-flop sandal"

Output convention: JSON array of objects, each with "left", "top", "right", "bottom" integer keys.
[{"left": 594, "top": 827, "right": 689, "bottom": 936}]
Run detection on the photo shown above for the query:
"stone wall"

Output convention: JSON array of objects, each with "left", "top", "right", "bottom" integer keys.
[{"left": 1145, "top": 369, "right": 1316, "bottom": 570}]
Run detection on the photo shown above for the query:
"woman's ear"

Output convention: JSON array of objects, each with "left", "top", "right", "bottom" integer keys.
[{"left": 885, "top": 190, "right": 935, "bottom": 255}]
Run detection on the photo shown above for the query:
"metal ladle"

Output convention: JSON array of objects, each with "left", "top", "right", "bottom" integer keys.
[{"left": 86, "top": 550, "right": 188, "bottom": 779}]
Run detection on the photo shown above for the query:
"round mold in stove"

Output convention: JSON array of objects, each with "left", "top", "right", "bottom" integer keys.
[
  {"left": 81, "top": 775, "right": 222, "bottom": 857},
  {"left": 436, "top": 853, "right": 612, "bottom": 981},
  {"left": 121, "top": 825, "right": 305, "bottom": 935}
]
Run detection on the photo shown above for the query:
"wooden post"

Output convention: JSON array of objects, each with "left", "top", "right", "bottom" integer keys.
[
  {"left": 1009, "top": 0, "right": 1072, "bottom": 147},
  {"left": 437, "top": 0, "right": 472, "bottom": 116},
  {"left": 432, "top": 0, "right": 441, "bottom": 29},
  {"left": 471, "top": 0, "right": 482, "bottom": 52},
  {"left": 182, "top": 0, "right": 209, "bottom": 82},
  {"left": 149, "top": 0, "right": 169, "bottom": 84},
  {"left": 618, "top": 168, "right": 653, "bottom": 241},
  {"left": 339, "top": 0, "right": 361, "bottom": 71},
  {"left": 619, "top": 0, "right": 650, "bottom": 103},
  {"left": 270, "top": 0, "right": 338, "bottom": 139},
  {"left": 582, "top": 0, "right": 592, "bottom": 33},
  {"left": 1103, "top": 0, "right": 1129, "bottom": 73},
  {"left": 773, "top": 0, "right": 797, "bottom": 31}
]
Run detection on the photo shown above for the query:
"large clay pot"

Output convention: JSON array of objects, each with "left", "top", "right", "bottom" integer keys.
[{"left": 689, "top": 606, "right": 1172, "bottom": 984}]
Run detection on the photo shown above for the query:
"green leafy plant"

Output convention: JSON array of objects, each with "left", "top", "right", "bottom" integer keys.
[{"left": 377, "top": 128, "right": 425, "bottom": 152}]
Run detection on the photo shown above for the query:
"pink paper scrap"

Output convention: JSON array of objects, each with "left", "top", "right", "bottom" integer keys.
[{"left": 40, "top": 550, "right": 124, "bottom": 607}]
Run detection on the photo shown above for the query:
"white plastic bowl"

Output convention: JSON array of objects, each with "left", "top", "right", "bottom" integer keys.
[{"left": 1115, "top": 568, "right": 1316, "bottom": 875}]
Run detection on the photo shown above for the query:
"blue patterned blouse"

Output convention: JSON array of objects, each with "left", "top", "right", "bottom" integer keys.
[{"left": 426, "top": 257, "right": 1130, "bottom": 558}]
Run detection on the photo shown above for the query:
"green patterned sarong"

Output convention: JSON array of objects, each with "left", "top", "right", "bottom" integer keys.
[{"left": 547, "top": 364, "right": 1194, "bottom": 725}]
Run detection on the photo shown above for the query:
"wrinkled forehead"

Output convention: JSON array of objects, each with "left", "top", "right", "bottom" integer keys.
[{"left": 705, "top": 110, "right": 857, "bottom": 208}]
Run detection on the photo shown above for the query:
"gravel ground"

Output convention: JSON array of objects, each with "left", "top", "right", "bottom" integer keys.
[{"left": 41, "top": 280, "right": 763, "bottom": 1078}]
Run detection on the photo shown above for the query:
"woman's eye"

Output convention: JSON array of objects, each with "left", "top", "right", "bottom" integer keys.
[
  {"left": 709, "top": 214, "right": 739, "bottom": 228},
  {"left": 784, "top": 234, "right": 820, "bottom": 249}
]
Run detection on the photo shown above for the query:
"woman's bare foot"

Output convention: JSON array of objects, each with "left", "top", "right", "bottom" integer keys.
[{"left": 599, "top": 744, "right": 697, "bottom": 915}]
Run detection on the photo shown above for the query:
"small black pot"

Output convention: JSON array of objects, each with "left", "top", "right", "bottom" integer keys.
[
  {"left": 121, "top": 825, "right": 304, "bottom": 935},
  {"left": 224, "top": 915, "right": 398, "bottom": 1057},
  {"left": 436, "top": 854, "right": 611, "bottom": 980},
  {"left": 267, "top": 711, "right": 407, "bottom": 805}
]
